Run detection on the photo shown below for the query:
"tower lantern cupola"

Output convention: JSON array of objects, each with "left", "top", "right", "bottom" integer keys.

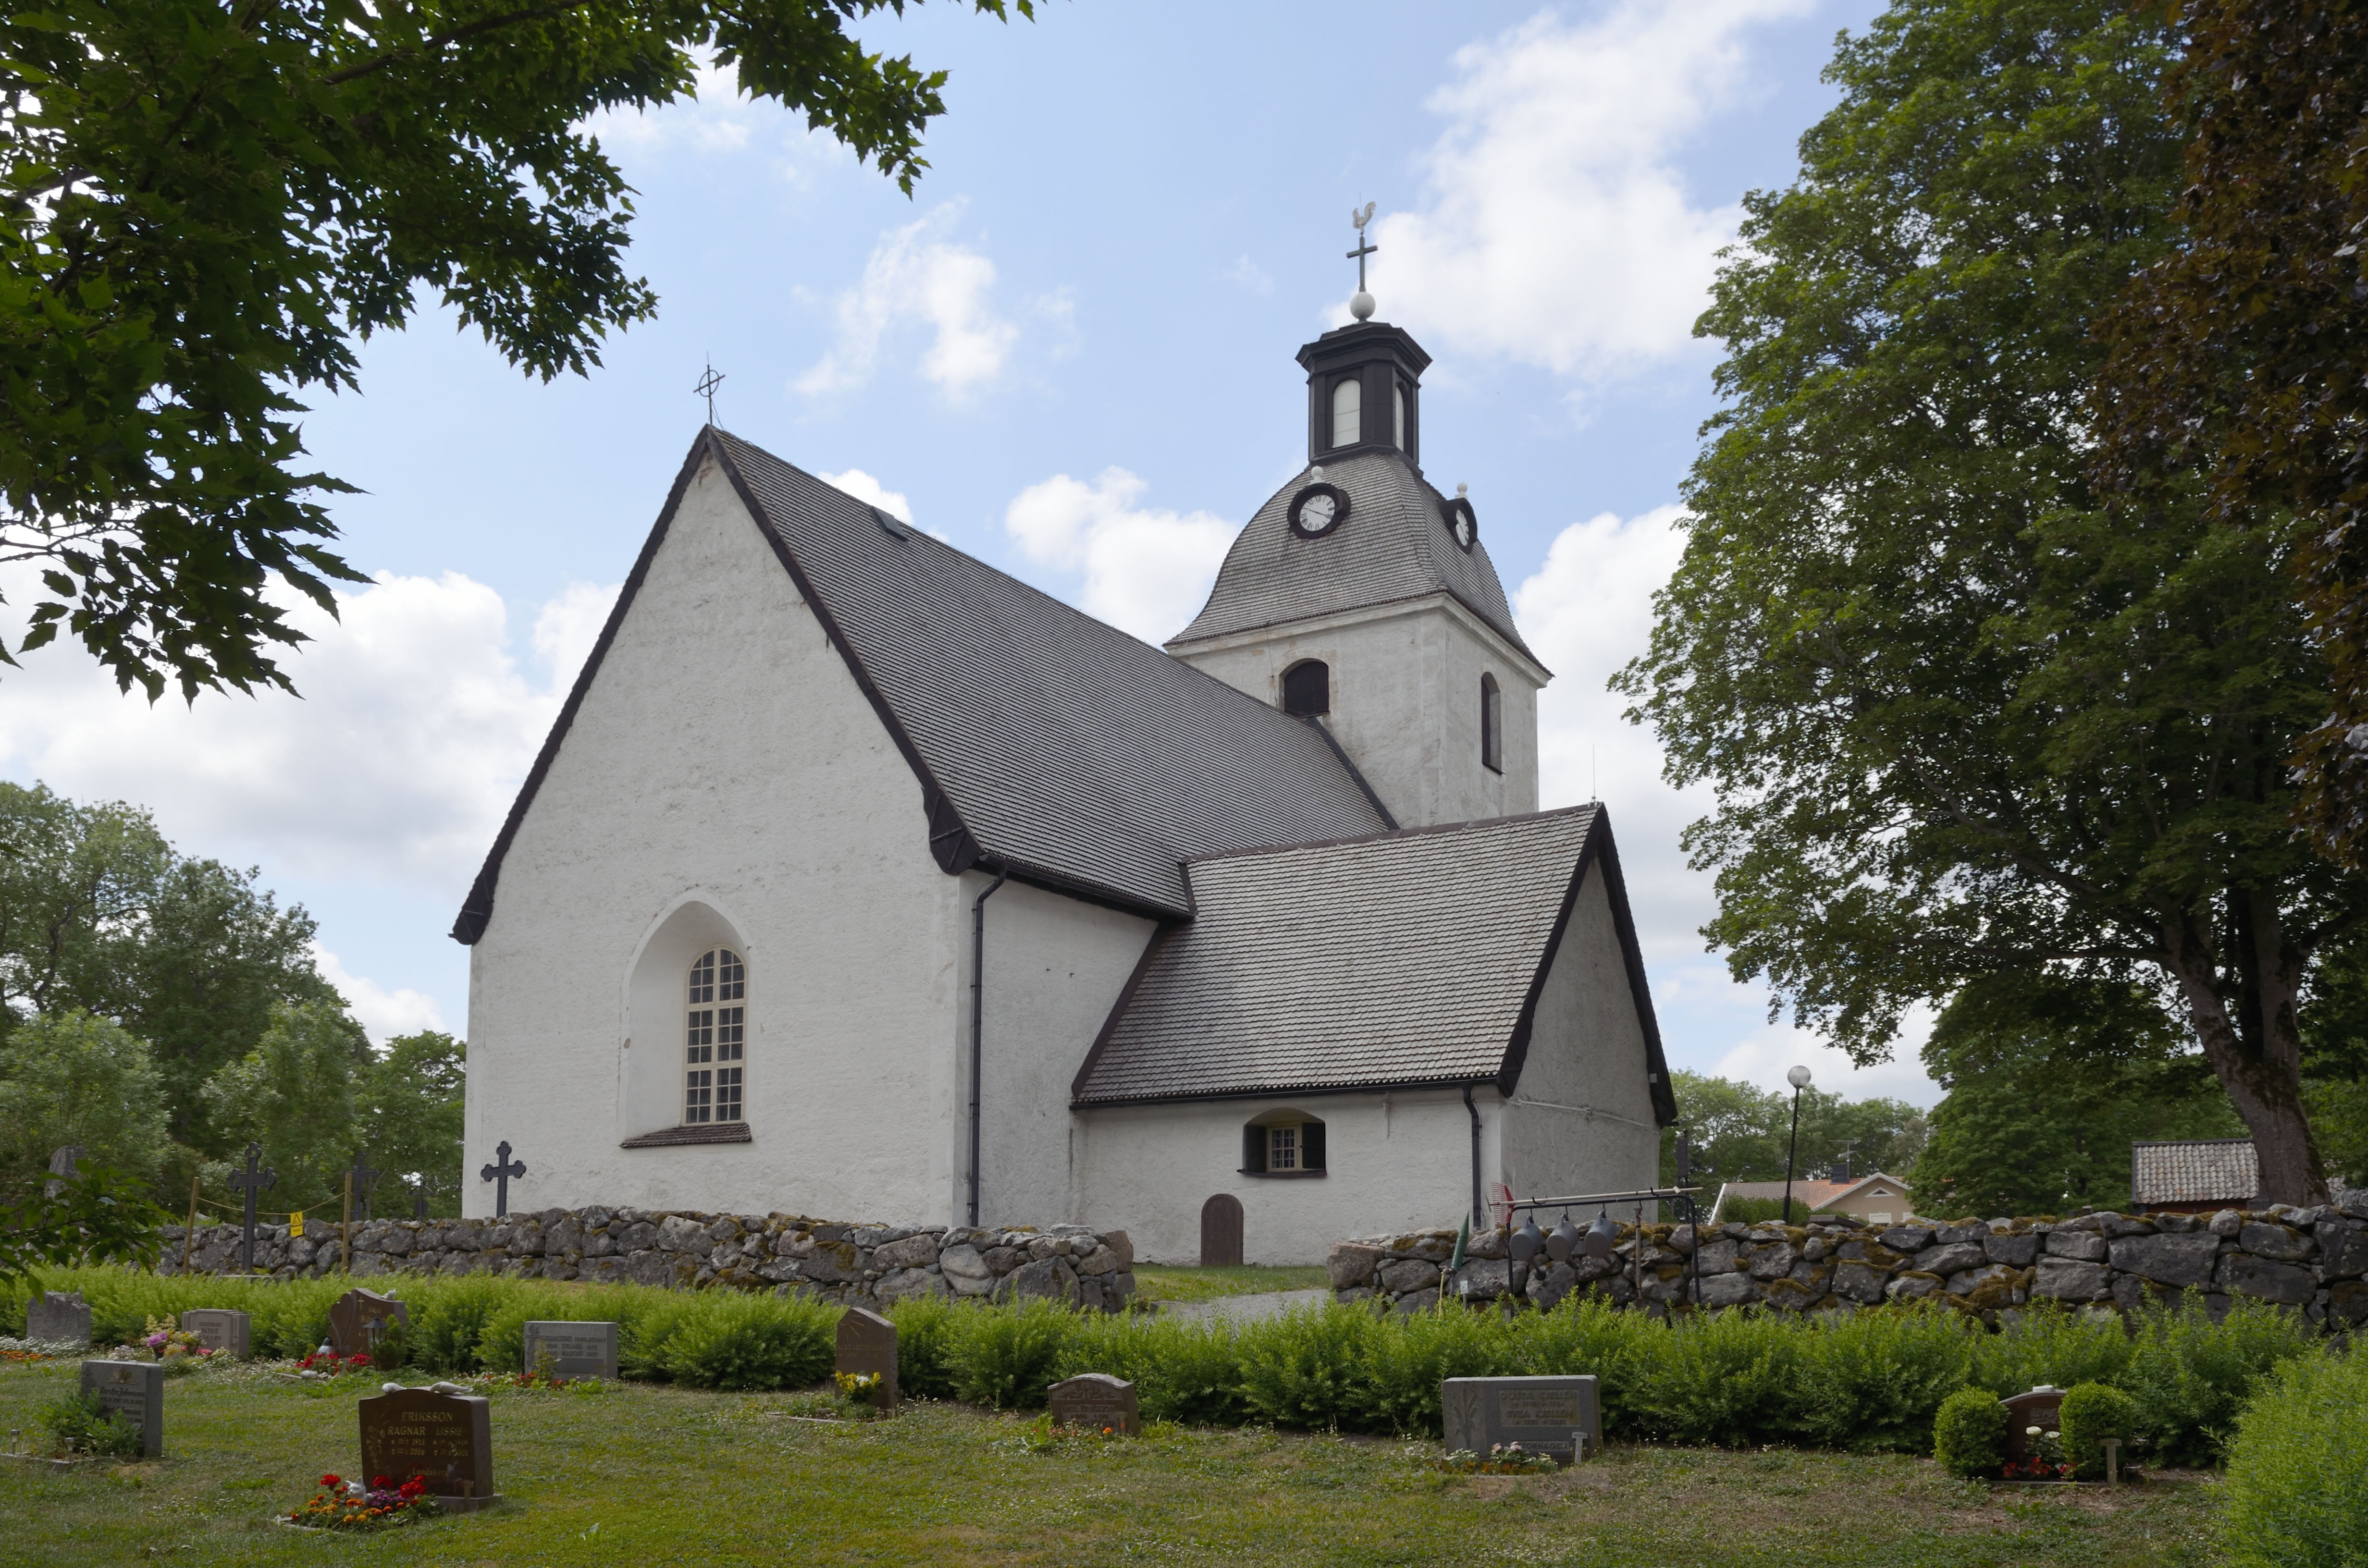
[{"left": 1298, "top": 322, "right": 1431, "bottom": 467}]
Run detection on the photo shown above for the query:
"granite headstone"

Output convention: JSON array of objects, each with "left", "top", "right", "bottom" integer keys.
[
  {"left": 79, "top": 1359, "right": 163, "bottom": 1458},
  {"left": 25, "top": 1291, "right": 91, "bottom": 1346},
  {"left": 1441, "top": 1375, "right": 1600, "bottom": 1465},
  {"left": 2003, "top": 1385, "right": 2067, "bottom": 1465},
  {"left": 834, "top": 1306, "right": 898, "bottom": 1411},
  {"left": 180, "top": 1310, "right": 250, "bottom": 1359},
  {"left": 358, "top": 1387, "right": 496, "bottom": 1509},
  {"left": 326, "top": 1287, "right": 407, "bottom": 1358},
  {"left": 1047, "top": 1373, "right": 1140, "bottom": 1436},
  {"left": 521, "top": 1321, "right": 618, "bottom": 1380}
]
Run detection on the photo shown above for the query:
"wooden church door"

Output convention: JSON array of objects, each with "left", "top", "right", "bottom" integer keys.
[{"left": 1200, "top": 1192, "right": 1244, "bottom": 1267}]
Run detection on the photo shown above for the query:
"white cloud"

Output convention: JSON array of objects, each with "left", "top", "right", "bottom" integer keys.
[
  {"left": 1225, "top": 256, "right": 1274, "bottom": 295},
  {"left": 1370, "top": 0, "right": 1811, "bottom": 377},
  {"left": 795, "top": 205, "right": 1020, "bottom": 400},
  {"left": 1003, "top": 468, "right": 1235, "bottom": 643},
  {"left": 1512, "top": 504, "right": 1939, "bottom": 1105},
  {"left": 819, "top": 468, "right": 914, "bottom": 524},
  {"left": 0, "top": 569, "right": 614, "bottom": 890},
  {"left": 313, "top": 944, "right": 446, "bottom": 1044}
]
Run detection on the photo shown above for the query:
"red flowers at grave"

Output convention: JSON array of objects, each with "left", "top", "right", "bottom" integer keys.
[{"left": 290, "top": 1471, "right": 439, "bottom": 1531}]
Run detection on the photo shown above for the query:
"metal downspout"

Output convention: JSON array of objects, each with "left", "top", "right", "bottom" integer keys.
[
  {"left": 967, "top": 864, "right": 1009, "bottom": 1227},
  {"left": 1464, "top": 1082, "right": 1484, "bottom": 1232}
]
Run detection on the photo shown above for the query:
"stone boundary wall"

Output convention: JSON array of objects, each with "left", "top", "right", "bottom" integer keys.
[
  {"left": 154, "top": 1211, "right": 1136, "bottom": 1312},
  {"left": 1328, "top": 1196, "right": 2368, "bottom": 1329}
]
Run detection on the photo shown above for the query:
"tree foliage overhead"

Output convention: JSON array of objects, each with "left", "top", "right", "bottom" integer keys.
[
  {"left": 1617, "top": 0, "right": 2360, "bottom": 1203},
  {"left": 2093, "top": 0, "right": 2368, "bottom": 870},
  {"left": 0, "top": 0, "right": 1029, "bottom": 699}
]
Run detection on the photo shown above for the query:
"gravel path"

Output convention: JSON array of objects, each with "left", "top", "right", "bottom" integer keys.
[{"left": 1159, "top": 1287, "right": 1330, "bottom": 1323}]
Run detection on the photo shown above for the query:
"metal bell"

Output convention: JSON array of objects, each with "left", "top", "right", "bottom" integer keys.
[
  {"left": 1509, "top": 1214, "right": 1546, "bottom": 1263},
  {"left": 1546, "top": 1214, "right": 1581, "bottom": 1263}
]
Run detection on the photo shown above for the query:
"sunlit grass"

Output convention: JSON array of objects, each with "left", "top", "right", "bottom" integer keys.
[{"left": 1130, "top": 1264, "right": 1330, "bottom": 1303}]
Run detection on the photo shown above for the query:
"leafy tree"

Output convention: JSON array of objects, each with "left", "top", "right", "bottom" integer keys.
[
  {"left": 200, "top": 999, "right": 367, "bottom": 1213},
  {"left": 0, "top": 1010, "right": 171, "bottom": 1189},
  {"left": 358, "top": 1030, "right": 465, "bottom": 1215},
  {"left": 0, "top": 782, "right": 337, "bottom": 1151},
  {"left": 0, "top": 1162, "right": 166, "bottom": 1283},
  {"left": 2091, "top": 1, "right": 2368, "bottom": 870},
  {"left": 1660, "top": 1070, "right": 1927, "bottom": 1188},
  {"left": 1617, "top": 0, "right": 2359, "bottom": 1203},
  {"left": 0, "top": 0, "right": 1031, "bottom": 700},
  {"left": 1913, "top": 978, "right": 2244, "bottom": 1217}
]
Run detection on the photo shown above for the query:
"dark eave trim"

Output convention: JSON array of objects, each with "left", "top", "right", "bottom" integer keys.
[
  {"left": 450, "top": 432, "right": 715, "bottom": 944},
  {"left": 1573, "top": 808, "right": 1678, "bottom": 1126},
  {"left": 1495, "top": 814, "right": 1602, "bottom": 1099},
  {"left": 1303, "top": 715, "right": 1397, "bottom": 831},
  {"left": 1074, "top": 1075, "right": 1500, "bottom": 1111}
]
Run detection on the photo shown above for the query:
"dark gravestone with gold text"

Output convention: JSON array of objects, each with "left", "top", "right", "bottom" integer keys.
[
  {"left": 834, "top": 1307, "right": 898, "bottom": 1411},
  {"left": 79, "top": 1360, "right": 163, "bottom": 1458},
  {"left": 327, "top": 1288, "right": 408, "bottom": 1358},
  {"left": 358, "top": 1388, "right": 496, "bottom": 1509},
  {"left": 1047, "top": 1373, "right": 1140, "bottom": 1436}
]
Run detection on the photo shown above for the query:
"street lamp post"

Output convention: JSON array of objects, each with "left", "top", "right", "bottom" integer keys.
[{"left": 1781, "top": 1065, "right": 1812, "bottom": 1225}]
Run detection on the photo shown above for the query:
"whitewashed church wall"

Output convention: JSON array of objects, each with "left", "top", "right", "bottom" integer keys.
[
  {"left": 1073, "top": 1087, "right": 1493, "bottom": 1264},
  {"left": 1176, "top": 598, "right": 1540, "bottom": 830},
  {"left": 464, "top": 452, "right": 967, "bottom": 1222},
  {"left": 1498, "top": 868, "right": 1660, "bottom": 1209},
  {"left": 967, "top": 875, "right": 1157, "bottom": 1226}
]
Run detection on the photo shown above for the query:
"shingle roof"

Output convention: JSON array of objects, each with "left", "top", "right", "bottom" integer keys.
[
  {"left": 451, "top": 430, "right": 1394, "bottom": 941},
  {"left": 2131, "top": 1139, "right": 2260, "bottom": 1206},
  {"left": 1167, "top": 447, "right": 1538, "bottom": 662},
  {"left": 1073, "top": 806, "right": 1675, "bottom": 1118},
  {"left": 1715, "top": 1175, "right": 1912, "bottom": 1213}
]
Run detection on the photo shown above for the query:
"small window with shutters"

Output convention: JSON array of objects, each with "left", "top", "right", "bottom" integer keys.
[{"left": 1242, "top": 1111, "right": 1325, "bottom": 1176}]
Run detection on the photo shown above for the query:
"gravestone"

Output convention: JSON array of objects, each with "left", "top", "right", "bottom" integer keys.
[
  {"left": 25, "top": 1291, "right": 91, "bottom": 1346},
  {"left": 2002, "top": 1385, "right": 2067, "bottom": 1465},
  {"left": 834, "top": 1306, "right": 898, "bottom": 1411},
  {"left": 358, "top": 1387, "right": 496, "bottom": 1509},
  {"left": 1048, "top": 1373, "right": 1140, "bottom": 1436},
  {"left": 326, "top": 1287, "right": 408, "bottom": 1359},
  {"left": 521, "top": 1321, "right": 618, "bottom": 1380},
  {"left": 180, "top": 1310, "right": 251, "bottom": 1359},
  {"left": 1441, "top": 1375, "right": 1601, "bottom": 1466},
  {"left": 79, "top": 1360, "right": 163, "bottom": 1458}
]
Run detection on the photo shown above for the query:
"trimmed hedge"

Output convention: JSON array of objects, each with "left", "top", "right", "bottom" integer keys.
[{"left": 2, "top": 1266, "right": 2327, "bottom": 1460}]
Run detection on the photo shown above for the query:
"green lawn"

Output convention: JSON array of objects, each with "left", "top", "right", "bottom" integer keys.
[
  {"left": 1129, "top": 1264, "right": 1329, "bottom": 1303},
  {"left": 0, "top": 1359, "right": 2228, "bottom": 1567}
]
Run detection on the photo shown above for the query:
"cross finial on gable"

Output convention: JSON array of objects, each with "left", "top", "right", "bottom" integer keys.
[{"left": 694, "top": 361, "right": 725, "bottom": 427}]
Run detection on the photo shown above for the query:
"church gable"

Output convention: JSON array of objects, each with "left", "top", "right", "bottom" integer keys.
[{"left": 1072, "top": 805, "right": 1672, "bottom": 1114}]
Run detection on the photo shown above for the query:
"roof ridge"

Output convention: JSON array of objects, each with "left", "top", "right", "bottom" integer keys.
[{"left": 1181, "top": 801, "right": 1601, "bottom": 867}]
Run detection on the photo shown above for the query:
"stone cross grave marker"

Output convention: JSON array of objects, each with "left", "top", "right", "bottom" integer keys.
[
  {"left": 226, "top": 1141, "right": 276, "bottom": 1271},
  {"left": 521, "top": 1321, "right": 618, "bottom": 1380},
  {"left": 358, "top": 1387, "right": 496, "bottom": 1509},
  {"left": 348, "top": 1150, "right": 381, "bottom": 1221},
  {"left": 2002, "top": 1385, "right": 2066, "bottom": 1466},
  {"left": 327, "top": 1287, "right": 408, "bottom": 1359},
  {"left": 1441, "top": 1375, "right": 1601, "bottom": 1466},
  {"left": 26, "top": 1291, "right": 91, "bottom": 1346},
  {"left": 1048, "top": 1373, "right": 1140, "bottom": 1436},
  {"left": 79, "top": 1360, "right": 163, "bottom": 1458},
  {"left": 180, "top": 1309, "right": 251, "bottom": 1359},
  {"left": 835, "top": 1306, "right": 898, "bottom": 1411}
]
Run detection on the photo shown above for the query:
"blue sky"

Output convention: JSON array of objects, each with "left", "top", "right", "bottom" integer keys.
[{"left": 0, "top": 0, "right": 1936, "bottom": 1106}]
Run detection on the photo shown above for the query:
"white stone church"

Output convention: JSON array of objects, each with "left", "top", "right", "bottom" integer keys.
[{"left": 454, "top": 312, "right": 1672, "bottom": 1263}]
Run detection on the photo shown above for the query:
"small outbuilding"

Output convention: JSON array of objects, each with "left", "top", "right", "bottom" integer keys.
[{"left": 2131, "top": 1138, "right": 2259, "bottom": 1214}]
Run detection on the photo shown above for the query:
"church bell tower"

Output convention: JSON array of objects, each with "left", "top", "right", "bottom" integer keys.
[{"left": 1165, "top": 214, "right": 1549, "bottom": 829}]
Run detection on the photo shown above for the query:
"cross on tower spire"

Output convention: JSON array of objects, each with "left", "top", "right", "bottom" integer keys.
[{"left": 1346, "top": 203, "right": 1378, "bottom": 322}]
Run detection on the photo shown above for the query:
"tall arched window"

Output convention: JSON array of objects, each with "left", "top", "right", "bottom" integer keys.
[
  {"left": 1283, "top": 660, "right": 1330, "bottom": 717},
  {"left": 1480, "top": 673, "right": 1503, "bottom": 773},
  {"left": 685, "top": 948, "right": 746, "bottom": 1125},
  {"left": 1331, "top": 377, "right": 1362, "bottom": 449},
  {"left": 1394, "top": 382, "right": 1406, "bottom": 449}
]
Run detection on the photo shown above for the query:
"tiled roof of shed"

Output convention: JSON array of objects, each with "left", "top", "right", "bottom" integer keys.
[
  {"left": 2131, "top": 1139, "right": 2260, "bottom": 1206},
  {"left": 1073, "top": 806, "right": 1673, "bottom": 1115},
  {"left": 451, "top": 430, "right": 1394, "bottom": 940},
  {"left": 1167, "top": 447, "right": 1537, "bottom": 662}
]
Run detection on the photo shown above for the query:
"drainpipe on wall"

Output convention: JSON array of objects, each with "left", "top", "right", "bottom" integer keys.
[
  {"left": 967, "top": 864, "right": 1010, "bottom": 1228},
  {"left": 1463, "top": 1082, "right": 1485, "bottom": 1233}
]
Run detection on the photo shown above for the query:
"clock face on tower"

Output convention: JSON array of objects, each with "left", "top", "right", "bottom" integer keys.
[
  {"left": 1288, "top": 483, "right": 1350, "bottom": 538},
  {"left": 1442, "top": 496, "right": 1479, "bottom": 552}
]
